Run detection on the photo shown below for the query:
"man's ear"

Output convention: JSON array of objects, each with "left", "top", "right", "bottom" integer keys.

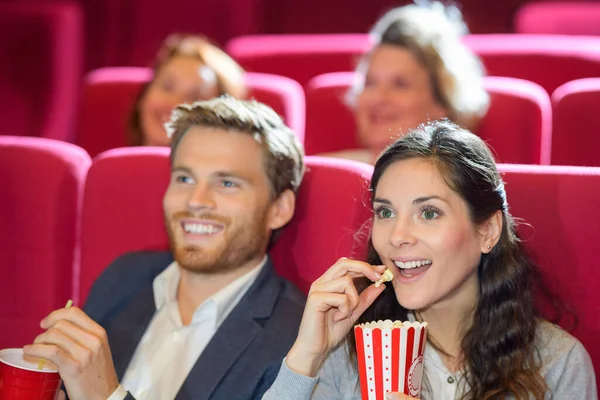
[
  {"left": 267, "top": 189, "right": 296, "bottom": 231},
  {"left": 479, "top": 210, "right": 503, "bottom": 253}
]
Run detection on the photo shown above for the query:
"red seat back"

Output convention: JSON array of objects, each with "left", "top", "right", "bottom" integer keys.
[
  {"left": 0, "top": 136, "right": 90, "bottom": 348},
  {"left": 80, "top": 151, "right": 373, "bottom": 301},
  {"left": 516, "top": 2, "right": 600, "bottom": 36},
  {"left": 465, "top": 34, "right": 600, "bottom": 95},
  {"left": 478, "top": 76, "right": 552, "bottom": 165},
  {"left": 227, "top": 34, "right": 600, "bottom": 96},
  {"left": 499, "top": 164, "right": 600, "bottom": 382},
  {"left": 77, "top": 67, "right": 305, "bottom": 157},
  {"left": 226, "top": 34, "right": 371, "bottom": 88},
  {"left": 551, "top": 78, "right": 600, "bottom": 166},
  {"left": 305, "top": 72, "right": 551, "bottom": 164},
  {"left": 0, "top": 2, "right": 83, "bottom": 141}
]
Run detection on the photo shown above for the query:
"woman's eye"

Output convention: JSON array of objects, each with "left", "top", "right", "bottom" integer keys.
[
  {"left": 421, "top": 208, "right": 439, "bottom": 220},
  {"left": 376, "top": 207, "right": 394, "bottom": 219}
]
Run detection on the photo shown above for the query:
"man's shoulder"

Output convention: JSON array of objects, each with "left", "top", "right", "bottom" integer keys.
[
  {"left": 97, "top": 251, "right": 173, "bottom": 284},
  {"left": 83, "top": 251, "right": 172, "bottom": 320},
  {"left": 252, "top": 266, "right": 306, "bottom": 330}
]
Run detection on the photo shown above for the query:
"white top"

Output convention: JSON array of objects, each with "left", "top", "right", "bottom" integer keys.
[{"left": 107, "top": 257, "right": 267, "bottom": 400}]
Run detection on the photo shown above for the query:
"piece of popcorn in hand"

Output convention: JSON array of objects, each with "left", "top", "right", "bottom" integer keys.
[{"left": 374, "top": 269, "right": 394, "bottom": 287}]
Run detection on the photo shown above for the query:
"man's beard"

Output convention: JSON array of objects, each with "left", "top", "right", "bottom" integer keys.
[{"left": 166, "top": 208, "right": 270, "bottom": 275}]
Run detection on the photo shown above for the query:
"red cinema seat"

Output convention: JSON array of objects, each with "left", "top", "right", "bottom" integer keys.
[
  {"left": 305, "top": 72, "right": 551, "bottom": 164},
  {"left": 551, "top": 78, "right": 600, "bottom": 166},
  {"left": 465, "top": 34, "right": 600, "bottom": 96},
  {"left": 0, "top": 2, "right": 83, "bottom": 142},
  {"left": 226, "top": 34, "right": 371, "bottom": 88},
  {"left": 478, "top": 76, "right": 552, "bottom": 165},
  {"left": 0, "top": 136, "right": 90, "bottom": 348},
  {"left": 515, "top": 2, "right": 600, "bottom": 36},
  {"left": 79, "top": 151, "right": 373, "bottom": 301},
  {"left": 227, "top": 33, "right": 600, "bottom": 97},
  {"left": 498, "top": 164, "right": 600, "bottom": 385},
  {"left": 77, "top": 67, "right": 305, "bottom": 157}
]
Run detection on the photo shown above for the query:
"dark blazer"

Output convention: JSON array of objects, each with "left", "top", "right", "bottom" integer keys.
[{"left": 84, "top": 251, "right": 306, "bottom": 400}]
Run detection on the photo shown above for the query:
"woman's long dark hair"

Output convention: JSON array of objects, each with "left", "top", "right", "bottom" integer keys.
[{"left": 348, "top": 120, "right": 563, "bottom": 399}]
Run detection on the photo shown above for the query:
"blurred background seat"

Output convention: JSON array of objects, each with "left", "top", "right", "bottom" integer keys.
[
  {"left": 0, "top": 2, "right": 82, "bottom": 142},
  {"left": 550, "top": 78, "right": 600, "bottom": 166}
]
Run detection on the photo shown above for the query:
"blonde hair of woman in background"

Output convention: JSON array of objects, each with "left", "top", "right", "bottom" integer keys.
[
  {"left": 322, "top": 1, "right": 489, "bottom": 164},
  {"left": 129, "top": 34, "right": 247, "bottom": 146}
]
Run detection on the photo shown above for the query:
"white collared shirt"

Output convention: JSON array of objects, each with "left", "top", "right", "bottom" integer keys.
[
  {"left": 107, "top": 256, "right": 267, "bottom": 400},
  {"left": 405, "top": 312, "right": 466, "bottom": 399}
]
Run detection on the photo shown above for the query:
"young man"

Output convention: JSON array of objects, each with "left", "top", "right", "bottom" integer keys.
[{"left": 24, "top": 97, "right": 306, "bottom": 400}]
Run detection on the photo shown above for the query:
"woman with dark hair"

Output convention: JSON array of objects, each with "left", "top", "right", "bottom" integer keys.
[
  {"left": 322, "top": 2, "right": 489, "bottom": 164},
  {"left": 129, "top": 34, "right": 247, "bottom": 146},
  {"left": 264, "top": 120, "right": 597, "bottom": 399}
]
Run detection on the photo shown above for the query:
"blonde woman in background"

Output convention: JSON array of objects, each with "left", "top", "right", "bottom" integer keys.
[{"left": 322, "top": 2, "right": 489, "bottom": 164}]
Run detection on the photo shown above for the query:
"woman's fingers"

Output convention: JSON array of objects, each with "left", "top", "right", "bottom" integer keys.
[
  {"left": 316, "top": 258, "right": 386, "bottom": 284},
  {"left": 310, "top": 275, "right": 360, "bottom": 312},
  {"left": 348, "top": 283, "right": 387, "bottom": 325}
]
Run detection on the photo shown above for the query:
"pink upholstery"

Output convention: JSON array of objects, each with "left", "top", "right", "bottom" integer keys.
[
  {"left": 516, "top": 2, "right": 600, "bottom": 36},
  {"left": 79, "top": 147, "right": 171, "bottom": 302},
  {"left": 304, "top": 72, "right": 358, "bottom": 156},
  {"left": 227, "top": 34, "right": 600, "bottom": 96},
  {"left": 478, "top": 76, "right": 552, "bottom": 165},
  {"left": 465, "top": 34, "right": 600, "bottom": 95},
  {"left": 77, "top": 68, "right": 149, "bottom": 158},
  {"left": 305, "top": 72, "right": 551, "bottom": 164},
  {"left": 498, "top": 164, "right": 600, "bottom": 381},
  {"left": 79, "top": 151, "right": 372, "bottom": 302},
  {"left": 77, "top": 67, "right": 305, "bottom": 157},
  {"left": 0, "top": 2, "right": 83, "bottom": 141},
  {"left": 270, "top": 157, "right": 373, "bottom": 293},
  {"left": 0, "top": 136, "right": 90, "bottom": 348},
  {"left": 551, "top": 78, "right": 600, "bottom": 166},
  {"left": 226, "top": 35, "right": 371, "bottom": 87}
]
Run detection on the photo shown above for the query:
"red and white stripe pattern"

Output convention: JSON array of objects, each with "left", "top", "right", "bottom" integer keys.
[{"left": 354, "top": 321, "right": 428, "bottom": 400}]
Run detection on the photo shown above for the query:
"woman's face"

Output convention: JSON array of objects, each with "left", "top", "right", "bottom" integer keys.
[
  {"left": 356, "top": 45, "right": 448, "bottom": 154},
  {"left": 371, "top": 158, "right": 487, "bottom": 314},
  {"left": 139, "top": 55, "right": 220, "bottom": 146}
]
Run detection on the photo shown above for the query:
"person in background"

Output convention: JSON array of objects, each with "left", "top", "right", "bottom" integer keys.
[
  {"left": 321, "top": 1, "right": 489, "bottom": 164},
  {"left": 264, "top": 120, "right": 597, "bottom": 399},
  {"left": 25, "top": 97, "right": 306, "bottom": 400},
  {"left": 129, "top": 34, "right": 247, "bottom": 146}
]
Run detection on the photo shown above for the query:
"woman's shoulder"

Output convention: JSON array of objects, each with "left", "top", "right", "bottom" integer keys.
[
  {"left": 535, "top": 320, "right": 597, "bottom": 397},
  {"left": 535, "top": 320, "right": 586, "bottom": 360}
]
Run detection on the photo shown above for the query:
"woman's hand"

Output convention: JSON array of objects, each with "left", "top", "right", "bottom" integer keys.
[{"left": 285, "top": 258, "right": 387, "bottom": 376}]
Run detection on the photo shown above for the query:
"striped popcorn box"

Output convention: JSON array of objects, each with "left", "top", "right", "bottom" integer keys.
[{"left": 354, "top": 320, "right": 428, "bottom": 399}]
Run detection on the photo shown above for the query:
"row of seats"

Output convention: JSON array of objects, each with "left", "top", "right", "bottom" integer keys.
[
  {"left": 79, "top": 67, "right": 600, "bottom": 166},
  {"left": 0, "top": 135, "right": 599, "bottom": 381},
  {"left": 515, "top": 2, "right": 600, "bottom": 36},
  {"left": 4, "top": 5, "right": 600, "bottom": 154},
  {"left": 226, "top": 34, "right": 600, "bottom": 93}
]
